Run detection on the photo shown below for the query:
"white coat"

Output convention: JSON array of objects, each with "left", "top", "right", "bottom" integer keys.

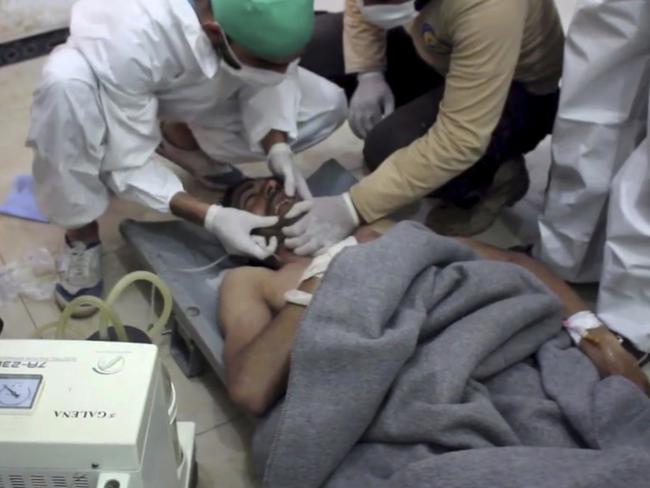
[
  {"left": 27, "top": 0, "right": 347, "bottom": 228},
  {"left": 535, "top": 0, "right": 650, "bottom": 351}
]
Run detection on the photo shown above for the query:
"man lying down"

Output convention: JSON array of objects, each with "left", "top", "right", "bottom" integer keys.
[{"left": 218, "top": 177, "right": 650, "bottom": 488}]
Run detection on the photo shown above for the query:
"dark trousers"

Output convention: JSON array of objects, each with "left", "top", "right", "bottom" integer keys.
[{"left": 301, "top": 13, "right": 560, "bottom": 206}]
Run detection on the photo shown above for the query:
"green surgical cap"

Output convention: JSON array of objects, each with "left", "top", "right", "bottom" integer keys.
[{"left": 211, "top": 0, "right": 314, "bottom": 61}]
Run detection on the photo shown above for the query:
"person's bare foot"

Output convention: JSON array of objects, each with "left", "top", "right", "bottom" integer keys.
[
  {"left": 161, "top": 121, "right": 200, "bottom": 150},
  {"left": 579, "top": 326, "right": 650, "bottom": 395},
  {"left": 158, "top": 122, "right": 245, "bottom": 190}
]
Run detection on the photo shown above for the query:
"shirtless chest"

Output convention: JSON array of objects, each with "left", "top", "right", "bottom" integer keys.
[{"left": 261, "top": 262, "right": 311, "bottom": 313}]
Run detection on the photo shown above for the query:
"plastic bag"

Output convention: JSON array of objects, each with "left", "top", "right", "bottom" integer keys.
[{"left": 0, "top": 248, "right": 57, "bottom": 305}]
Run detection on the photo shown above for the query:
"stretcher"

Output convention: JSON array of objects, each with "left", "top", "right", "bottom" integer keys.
[{"left": 120, "top": 159, "right": 358, "bottom": 380}]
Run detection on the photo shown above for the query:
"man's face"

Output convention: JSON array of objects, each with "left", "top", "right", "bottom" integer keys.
[
  {"left": 226, "top": 177, "right": 303, "bottom": 266},
  {"left": 229, "top": 177, "right": 301, "bottom": 219}
]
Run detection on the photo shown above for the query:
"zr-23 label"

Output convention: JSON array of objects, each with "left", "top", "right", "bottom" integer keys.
[
  {"left": 0, "top": 356, "right": 77, "bottom": 369},
  {"left": 0, "top": 360, "right": 46, "bottom": 369}
]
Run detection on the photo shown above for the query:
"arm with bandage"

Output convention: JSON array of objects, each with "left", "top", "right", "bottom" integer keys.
[
  {"left": 458, "top": 238, "right": 650, "bottom": 394},
  {"left": 218, "top": 264, "right": 315, "bottom": 416}
]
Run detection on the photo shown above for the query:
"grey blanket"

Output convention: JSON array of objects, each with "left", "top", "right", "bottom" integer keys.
[{"left": 252, "top": 222, "right": 650, "bottom": 487}]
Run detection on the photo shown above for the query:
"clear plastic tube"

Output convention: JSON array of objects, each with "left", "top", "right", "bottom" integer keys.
[
  {"left": 101, "top": 271, "right": 173, "bottom": 338},
  {"left": 171, "top": 254, "right": 230, "bottom": 273},
  {"left": 33, "top": 271, "right": 173, "bottom": 342}
]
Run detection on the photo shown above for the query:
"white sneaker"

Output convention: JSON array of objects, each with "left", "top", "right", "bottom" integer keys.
[{"left": 55, "top": 238, "right": 103, "bottom": 317}]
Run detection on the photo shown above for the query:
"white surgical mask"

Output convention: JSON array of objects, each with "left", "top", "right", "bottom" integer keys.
[
  {"left": 220, "top": 60, "right": 288, "bottom": 87},
  {"left": 217, "top": 30, "right": 297, "bottom": 88},
  {"left": 356, "top": 0, "right": 417, "bottom": 30}
]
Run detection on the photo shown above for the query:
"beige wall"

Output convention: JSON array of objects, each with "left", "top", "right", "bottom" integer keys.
[
  {"left": 0, "top": 0, "right": 579, "bottom": 45},
  {"left": 314, "top": 0, "right": 578, "bottom": 30},
  {"left": 0, "top": 0, "right": 76, "bottom": 43}
]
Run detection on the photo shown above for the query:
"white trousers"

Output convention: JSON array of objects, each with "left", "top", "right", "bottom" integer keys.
[
  {"left": 28, "top": 46, "right": 347, "bottom": 228},
  {"left": 536, "top": 0, "right": 650, "bottom": 351}
]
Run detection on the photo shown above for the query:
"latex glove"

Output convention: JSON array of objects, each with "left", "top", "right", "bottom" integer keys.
[
  {"left": 282, "top": 193, "right": 360, "bottom": 256},
  {"left": 204, "top": 205, "right": 279, "bottom": 260},
  {"left": 349, "top": 72, "right": 395, "bottom": 139},
  {"left": 267, "top": 143, "right": 313, "bottom": 199}
]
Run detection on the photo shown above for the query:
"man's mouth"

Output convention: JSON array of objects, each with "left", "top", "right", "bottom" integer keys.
[
  {"left": 275, "top": 198, "right": 293, "bottom": 217},
  {"left": 269, "top": 187, "right": 298, "bottom": 218}
]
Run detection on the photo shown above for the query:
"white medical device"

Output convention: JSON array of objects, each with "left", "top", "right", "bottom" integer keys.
[{"left": 0, "top": 340, "right": 196, "bottom": 488}]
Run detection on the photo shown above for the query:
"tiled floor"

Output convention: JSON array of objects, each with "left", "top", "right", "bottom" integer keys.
[{"left": 0, "top": 1, "right": 583, "bottom": 486}]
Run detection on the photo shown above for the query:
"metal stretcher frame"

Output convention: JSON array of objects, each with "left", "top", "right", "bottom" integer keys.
[{"left": 120, "top": 159, "right": 359, "bottom": 380}]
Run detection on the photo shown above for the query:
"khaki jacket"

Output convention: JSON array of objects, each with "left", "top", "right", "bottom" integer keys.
[{"left": 346, "top": 0, "right": 564, "bottom": 222}]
